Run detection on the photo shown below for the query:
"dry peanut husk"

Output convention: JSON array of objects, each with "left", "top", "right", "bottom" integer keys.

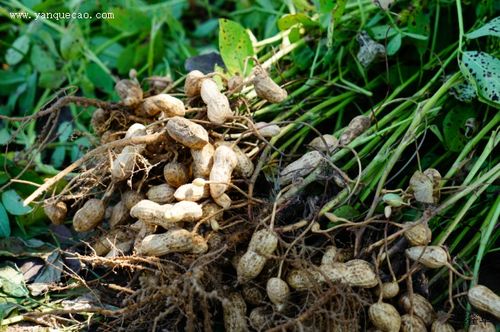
[
  {"left": 339, "top": 115, "right": 371, "bottom": 145},
  {"left": 248, "top": 228, "right": 278, "bottom": 256},
  {"left": 343, "top": 259, "right": 378, "bottom": 288},
  {"left": 401, "top": 314, "right": 427, "bottom": 332},
  {"left": 255, "top": 122, "right": 281, "bottom": 137},
  {"left": 138, "top": 229, "right": 195, "bottom": 256},
  {"left": 309, "top": 134, "right": 339, "bottom": 152},
  {"left": 237, "top": 251, "right": 267, "bottom": 283},
  {"left": 44, "top": 201, "right": 67, "bottom": 225},
  {"left": 109, "top": 201, "right": 129, "bottom": 228},
  {"left": 115, "top": 79, "right": 143, "bottom": 106},
  {"left": 266, "top": 277, "right": 289, "bottom": 311},
  {"left": 404, "top": 221, "right": 432, "bottom": 246},
  {"left": 146, "top": 183, "right": 176, "bottom": 204},
  {"left": 184, "top": 70, "right": 205, "bottom": 96}
]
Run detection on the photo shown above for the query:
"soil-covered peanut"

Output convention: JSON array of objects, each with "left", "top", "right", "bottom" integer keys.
[
  {"left": 431, "top": 320, "right": 455, "bottom": 332},
  {"left": 255, "top": 122, "right": 281, "bottom": 137},
  {"left": 166, "top": 116, "right": 209, "bottom": 149},
  {"left": 44, "top": 201, "right": 67, "bottom": 225},
  {"left": 209, "top": 145, "right": 238, "bottom": 198},
  {"left": 73, "top": 199, "right": 105, "bottom": 232},
  {"left": 242, "top": 285, "right": 264, "bottom": 306},
  {"left": 248, "top": 228, "right": 278, "bottom": 256},
  {"left": 279, "top": 150, "right": 324, "bottom": 185},
  {"left": 309, "top": 134, "right": 339, "bottom": 152},
  {"left": 191, "top": 143, "right": 214, "bottom": 179},
  {"left": 115, "top": 79, "right": 143, "bottom": 106},
  {"left": 286, "top": 269, "right": 324, "bottom": 290},
  {"left": 201, "top": 202, "right": 223, "bottom": 230},
  {"left": 163, "top": 161, "right": 190, "bottom": 188},
  {"left": 222, "top": 293, "right": 248, "bottom": 332},
  {"left": 111, "top": 145, "right": 139, "bottom": 181},
  {"left": 405, "top": 246, "right": 448, "bottom": 268},
  {"left": 213, "top": 192, "right": 231, "bottom": 209},
  {"left": 237, "top": 250, "right": 267, "bottom": 283},
  {"left": 319, "top": 262, "right": 348, "bottom": 283},
  {"left": 252, "top": 66, "right": 287, "bottom": 103},
  {"left": 141, "top": 94, "right": 185, "bottom": 117},
  {"left": 90, "top": 108, "right": 108, "bottom": 135},
  {"left": 146, "top": 184, "right": 175, "bottom": 204},
  {"left": 228, "top": 75, "right": 244, "bottom": 93},
  {"left": 122, "top": 190, "right": 145, "bottom": 210},
  {"left": 368, "top": 302, "right": 401, "bottom": 332},
  {"left": 339, "top": 115, "right": 371, "bottom": 145},
  {"left": 92, "top": 228, "right": 131, "bottom": 256},
  {"left": 266, "top": 277, "right": 290, "bottom": 311},
  {"left": 125, "top": 123, "right": 147, "bottom": 138},
  {"left": 184, "top": 70, "right": 205, "bottom": 96},
  {"left": 217, "top": 142, "right": 254, "bottom": 178},
  {"left": 109, "top": 201, "right": 129, "bottom": 228},
  {"left": 200, "top": 78, "right": 233, "bottom": 124},
  {"left": 138, "top": 229, "right": 196, "bottom": 256}
]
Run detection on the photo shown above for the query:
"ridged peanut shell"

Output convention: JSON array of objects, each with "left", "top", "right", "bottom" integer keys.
[
  {"left": 164, "top": 201, "right": 203, "bottom": 223},
  {"left": 209, "top": 145, "right": 238, "bottom": 198},
  {"left": 213, "top": 192, "right": 231, "bottom": 209},
  {"left": 320, "top": 263, "right": 347, "bottom": 283},
  {"left": 166, "top": 116, "right": 209, "bottom": 149},
  {"left": 110, "top": 145, "right": 139, "bottom": 181},
  {"left": 249, "top": 307, "right": 269, "bottom": 331},
  {"left": 138, "top": 229, "right": 194, "bottom": 256},
  {"left": 468, "top": 285, "right": 500, "bottom": 319},
  {"left": 369, "top": 302, "right": 401, "bottom": 332},
  {"left": 344, "top": 259, "right": 378, "bottom": 288},
  {"left": 431, "top": 320, "right": 455, "bottom": 332},
  {"left": 191, "top": 143, "right": 214, "bottom": 178},
  {"left": 242, "top": 286, "right": 263, "bottom": 306},
  {"left": 400, "top": 293, "right": 435, "bottom": 325},
  {"left": 252, "top": 67, "right": 287, "bottom": 103},
  {"left": 321, "top": 246, "right": 339, "bottom": 265},
  {"left": 401, "top": 314, "right": 427, "bottom": 332},
  {"left": 286, "top": 269, "right": 324, "bottom": 290},
  {"left": 404, "top": 222, "right": 432, "bottom": 246},
  {"left": 468, "top": 321, "right": 495, "bottom": 332},
  {"left": 377, "top": 281, "right": 400, "bottom": 299},
  {"left": 115, "top": 79, "right": 142, "bottom": 106},
  {"left": 405, "top": 246, "right": 448, "bottom": 268},
  {"left": 174, "top": 180, "right": 208, "bottom": 202},
  {"left": 255, "top": 122, "right": 281, "bottom": 137},
  {"left": 339, "top": 115, "right": 371, "bottom": 145},
  {"left": 142, "top": 93, "right": 185, "bottom": 117},
  {"left": 122, "top": 190, "right": 145, "bottom": 210},
  {"left": 73, "top": 199, "right": 105, "bottom": 232},
  {"left": 200, "top": 78, "right": 233, "bottom": 124},
  {"left": 130, "top": 200, "right": 167, "bottom": 223}
]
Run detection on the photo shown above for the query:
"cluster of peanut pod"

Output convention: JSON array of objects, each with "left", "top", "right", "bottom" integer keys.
[{"left": 43, "top": 67, "right": 286, "bottom": 258}]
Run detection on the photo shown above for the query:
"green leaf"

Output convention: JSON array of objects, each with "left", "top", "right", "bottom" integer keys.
[
  {"left": 442, "top": 105, "right": 476, "bottom": 152},
  {"left": 51, "top": 146, "right": 66, "bottom": 169},
  {"left": 1, "top": 190, "right": 32, "bottom": 216},
  {"left": 318, "top": 0, "right": 335, "bottom": 13},
  {"left": 60, "top": 28, "right": 82, "bottom": 61},
  {"left": 107, "top": 8, "right": 150, "bottom": 35},
  {"left": 5, "top": 35, "right": 31, "bottom": 66},
  {"left": 193, "top": 19, "right": 219, "bottom": 38},
  {"left": 277, "top": 13, "right": 317, "bottom": 31},
  {"left": 332, "top": 206, "right": 360, "bottom": 219},
  {"left": 30, "top": 44, "right": 56, "bottom": 72},
  {"left": 0, "top": 265, "right": 29, "bottom": 297},
  {"left": 466, "top": 17, "right": 500, "bottom": 39},
  {"left": 39, "top": 70, "right": 65, "bottom": 89},
  {"left": 402, "top": 31, "right": 428, "bottom": 40},
  {"left": 369, "top": 25, "right": 398, "bottom": 40},
  {"left": 86, "top": 63, "right": 114, "bottom": 93},
  {"left": 460, "top": 51, "right": 500, "bottom": 106},
  {"left": 117, "top": 44, "right": 136, "bottom": 75},
  {"left": 0, "top": 203, "right": 10, "bottom": 238},
  {"left": 218, "top": 19, "right": 254, "bottom": 76},
  {"left": 57, "top": 121, "right": 73, "bottom": 142},
  {"left": 386, "top": 33, "right": 402, "bottom": 55},
  {"left": 0, "top": 128, "right": 11, "bottom": 145}
]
